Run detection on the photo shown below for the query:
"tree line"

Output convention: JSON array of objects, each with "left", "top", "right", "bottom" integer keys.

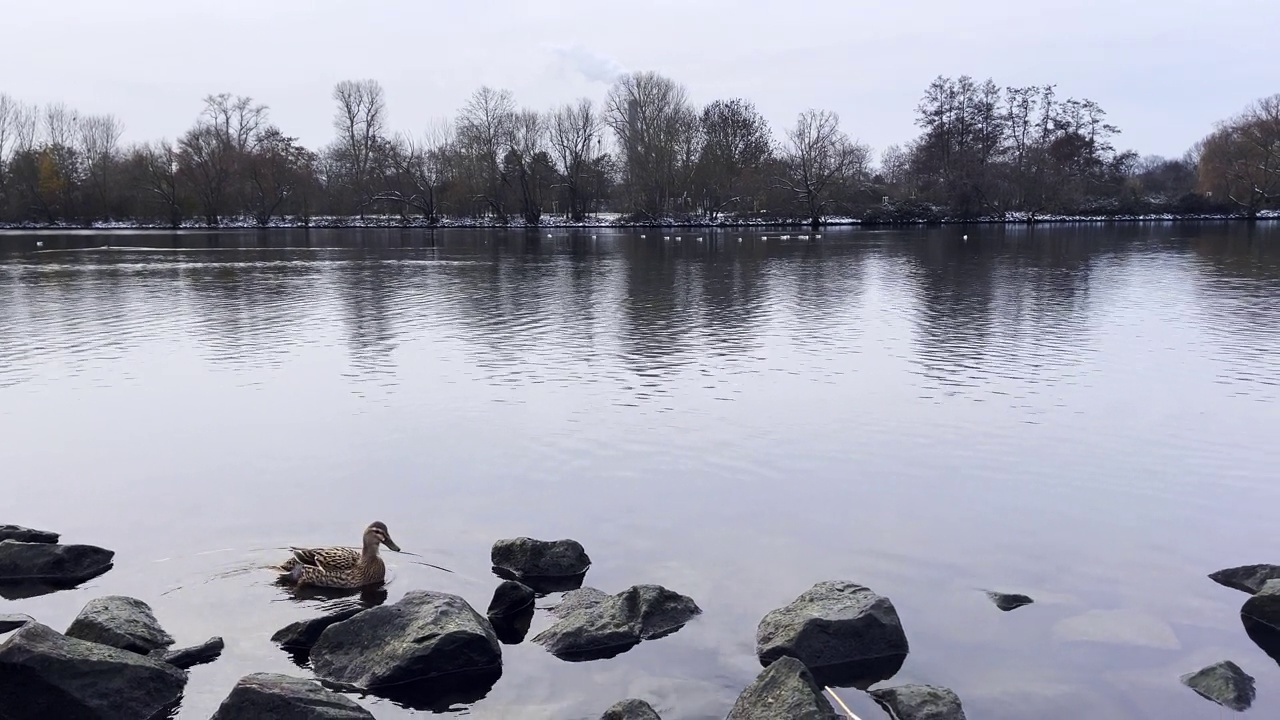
[{"left": 0, "top": 74, "right": 1276, "bottom": 228}]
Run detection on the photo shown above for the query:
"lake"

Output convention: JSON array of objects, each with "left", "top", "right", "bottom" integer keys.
[{"left": 1, "top": 223, "right": 1278, "bottom": 719}]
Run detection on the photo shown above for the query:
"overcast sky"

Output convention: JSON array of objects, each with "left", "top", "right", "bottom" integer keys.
[{"left": 3, "top": 0, "right": 1275, "bottom": 160}]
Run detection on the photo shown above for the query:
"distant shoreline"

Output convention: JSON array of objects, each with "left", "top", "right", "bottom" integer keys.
[{"left": 0, "top": 211, "right": 1277, "bottom": 233}]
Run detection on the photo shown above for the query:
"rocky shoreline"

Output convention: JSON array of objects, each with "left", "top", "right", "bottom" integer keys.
[{"left": 4, "top": 525, "right": 1280, "bottom": 718}]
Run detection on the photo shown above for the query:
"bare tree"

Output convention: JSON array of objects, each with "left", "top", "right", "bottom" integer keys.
[
  {"left": 1198, "top": 94, "right": 1280, "bottom": 216},
  {"left": 134, "top": 141, "right": 183, "bottom": 226},
  {"left": 178, "top": 93, "right": 268, "bottom": 224},
  {"left": 548, "top": 98, "right": 602, "bottom": 221},
  {"left": 247, "top": 126, "right": 314, "bottom": 226},
  {"left": 78, "top": 114, "right": 125, "bottom": 218},
  {"left": 695, "top": 98, "right": 773, "bottom": 218},
  {"left": 508, "top": 109, "right": 550, "bottom": 224},
  {"left": 777, "top": 109, "right": 870, "bottom": 229},
  {"left": 331, "top": 79, "right": 387, "bottom": 212},
  {"left": 604, "top": 71, "right": 698, "bottom": 218},
  {"left": 456, "top": 86, "right": 516, "bottom": 220}
]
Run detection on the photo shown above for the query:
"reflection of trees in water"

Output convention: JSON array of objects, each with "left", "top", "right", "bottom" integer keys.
[
  {"left": 899, "top": 227, "right": 1100, "bottom": 398},
  {"left": 774, "top": 241, "right": 869, "bottom": 357},
  {"left": 618, "top": 240, "right": 699, "bottom": 377},
  {"left": 1187, "top": 222, "right": 1280, "bottom": 397},
  {"left": 695, "top": 245, "right": 770, "bottom": 359},
  {"left": 182, "top": 253, "right": 321, "bottom": 372}
]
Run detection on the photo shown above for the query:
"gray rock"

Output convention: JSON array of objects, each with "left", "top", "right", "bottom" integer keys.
[
  {"left": 310, "top": 590, "right": 501, "bottom": 690},
  {"left": 532, "top": 584, "right": 701, "bottom": 660},
  {"left": 210, "top": 672, "right": 374, "bottom": 720},
  {"left": 549, "top": 587, "right": 611, "bottom": 618},
  {"left": 726, "top": 655, "right": 838, "bottom": 720},
  {"left": 491, "top": 537, "right": 591, "bottom": 578},
  {"left": 986, "top": 591, "right": 1034, "bottom": 611},
  {"left": 0, "top": 621, "right": 186, "bottom": 720},
  {"left": 1241, "top": 580, "right": 1280, "bottom": 631},
  {"left": 756, "top": 581, "right": 909, "bottom": 686},
  {"left": 65, "top": 595, "right": 175, "bottom": 654},
  {"left": 1211, "top": 565, "right": 1280, "bottom": 594},
  {"left": 0, "top": 613, "right": 33, "bottom": 633},
  {"left": 151, "top": 636, "right": 224, "bottom": 670},
  {"left": 0, "top": 540, "right": 114, "bottom": 583},
  {"left": 870, "top": 684, "right": 968, "bottom": 720},
  {"left": 488, "top": 580, "right": 535, "bottom": 618},
  {"left": 602, "top": 698, "right": 662, "bottom": 719},
  {"left": 1180, "top": 660, "right": 1256, "bottom": 711},
  {"left": 0, "top": 524, "right": 59, "bottom": 544},
  {"left": 271, "top": 608, "right": 366, "bottom": 650}
]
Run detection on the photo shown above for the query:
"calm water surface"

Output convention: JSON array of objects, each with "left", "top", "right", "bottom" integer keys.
[{"left": 1, "top": 224, "right": 1278, "bottom": 719}]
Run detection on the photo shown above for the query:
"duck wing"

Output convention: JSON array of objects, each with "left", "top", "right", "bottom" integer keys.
[{"left": 290, "top": 546, "right": 358, "bottom": 573}]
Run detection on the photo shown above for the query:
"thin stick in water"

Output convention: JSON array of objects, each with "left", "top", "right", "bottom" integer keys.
[{"left": 825, "top": 686, "right": 862, "bottom": 720}]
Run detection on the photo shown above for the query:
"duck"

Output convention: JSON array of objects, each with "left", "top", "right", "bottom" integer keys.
[{"left": 274, "top": 521, "right": 401, "bottom": 589}]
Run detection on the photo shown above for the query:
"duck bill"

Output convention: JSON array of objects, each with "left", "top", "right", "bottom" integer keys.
[{"left": 382, "top": 536, "right": 401, "bottom": 552}]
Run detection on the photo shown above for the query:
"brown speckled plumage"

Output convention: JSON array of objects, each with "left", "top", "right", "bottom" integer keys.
[{"left": 275, "top": 521, "right": 400, "bottom": 589}]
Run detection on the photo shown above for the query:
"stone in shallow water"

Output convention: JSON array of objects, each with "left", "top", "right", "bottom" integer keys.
[
  {"left": 487, "top": 580, "right": 535, "bottom": 618},
  {"left": 1242, "top": 579, "right": 1280, "bottom": 632},
  {"left": 532, "top": 584, "right": 701, "bottom": 661},
  {"left": 1180, "top": 660, "right": 1255, "bottom": 711},
  {"left": 491, "top": 537, "right": 591, "bottom": 578},
  {"left": 870, "top": 684, "right": 968, "bottom": 719},
  {"left": 1210, "top": 565, "right": 1280, "bottom": 594},
  {"left": 65, "top": 595, "right": 175, "bottom": 654},
  {"left": 0, "top": 621, "right": 187, "bottom": 720},
  {"left": 601, "top": 698, "right": 662, "bottom": 720},
  {"left": 271, "top": 607, "right": 366, "bottom": 650},
  {"left": 151, "top": 636, "right": 225, "bottom": 670},
  {"left": 0, "top": 540, "right": 114, "bottom": 584},
  {"left": 210, "top": 672, "right": 374, "bottom": 720},
  {"left": 726, "top": 655, "right": 838, "bottom": 720},
  {"left": 1051, "top": 609, "right": 1180, "bottom": 650},
  {"left": 0, "top": 524, "right": 59, "bottom": 544},
  {"left": 309, "top": 590, "right": 501, "bottom": 689},
  {"left": 756, "top": 580, "right": 909, "bottom": 687},
  {"left": 985, "top": 591, "right": 1034, "bottom": 611}
]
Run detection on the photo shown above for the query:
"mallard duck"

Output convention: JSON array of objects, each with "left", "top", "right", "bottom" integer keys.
[{"left": 275, "top": 521, "right": 401, "bottom": 589}]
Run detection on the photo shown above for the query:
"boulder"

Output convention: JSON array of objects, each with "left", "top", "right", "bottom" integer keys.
[
  {"left": 549, "top": 587, "right": 611, "bottom": 617},
  {"left": 1241, "top": 580, "right": 1280, "bottom": 630},
  {"left": 1180, "top": 660, "right": 1255, "bottom": 711},
  {"left": 869, "top": 684, "right": 968, "bottom": 720},
  {"left": 726, "top": 655, "right": 837, "bottom": 720},
  {"left": 985, "top": 591, "right": 1034, "bottom": 612},
  {"left": 488, "top": 580, "right": 535, "bottom": 618},
  {"left": 0, "top": 524, "right": 59, "bottom": 544},
  {"left": 756, "top": 581, "right": 909, "bottom": 687},
  {"left": 0, "top": 621, "right": 186, "bottom": 720},
  {"left": 65, "top": 595, "right": 174, "bottom": 654},
  {"left": 0, "top": 540, "right": 114, "bottom": 583},
  {"left": 310, "top": 590, "right": 502, "bottom": 690},
  {"left": 272, "top": 608, "right": 366, "bottom": 650},
  {"left": 602, "top": 698, "right": 662, "bottom": 719},
  {"left": 151, "top": 636, "right": 224, "bottom": 670},
  {"left": 0, "top": 613, "right": 33, "bottom": 633},
  {"left": 209, "top": 672, "right": 374, "bottom": 720},
  {"left": 1211, "top": 565, "right": 1280, "bottom": 594},
  {"left": 491, "top": 537, "right": 590, "bottom": 578},
  {"left": 532, "top": 584, "right": 701, "bottom": 661}
]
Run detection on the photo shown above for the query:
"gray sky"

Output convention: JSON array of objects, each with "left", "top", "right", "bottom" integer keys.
[{"left": 4, "top": 0, "right": 1275, "bottom": 160}]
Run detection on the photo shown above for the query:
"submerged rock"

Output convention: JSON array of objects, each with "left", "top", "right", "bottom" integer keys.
[
  {"left": 491, "top": 537, "right": 591, "bottom": 579},
  {"left": 272, "top": 607, "right": 366, "bottom": 650},
  {"left": 310, "top": 590, "right": 501, "bottom": 690},
  {"left": 985, "top": 591, "right": 1034, "bottom": 612},
  {"left": 151, "top": 636, "right": 224, "bottom": 670},
  {"left": 1180, "top": 660, "right": 1255, "bottom": 711},
  {"left": 726, "top": 655, "right": 837, "bottom": 720},
  {"left": 532, "top": 584, "right": 701, "bottom": 661},
  {"left": 0, "top": 524, "right": 59, "bottom": 544},
  {"left": 0, "top": 621, "right": 186, "bottom": 720},
  {"left": 0, "top": 613, "right": 33, "bottom": 633},
  {"left": 65, "top": 595, "right": 175, "bottom": 654},
  {"left": 1212, "top": 565, "right": 1280, "bottom": 595},
  {"left": 209, "top": 672, "right": 374, "bottom": 720},
  {"left": 756, "top": 581, "right": 909, "bottom": 687},
  {"left": 601, "top": 698, "right": 662, "bottom": 720},
  {"left": 870, "top": 684, "right": 968, "bottom": 720},
  {"left": 1241, "top": 581, "right": 1280, "bottom": 632},
  {"left": 488, "top": 580, "right": 535, "bottom": 618},
  {"left": 1051, "top": 609, "right": 1180, "bottom": 650},
  {"left": 0, "top": 540, "right": 114, "bottom": 583}
]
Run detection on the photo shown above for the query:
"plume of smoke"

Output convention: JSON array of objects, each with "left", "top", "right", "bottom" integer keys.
[{"left": 548, "top": 43, "right": 627, "bottom": 84}]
